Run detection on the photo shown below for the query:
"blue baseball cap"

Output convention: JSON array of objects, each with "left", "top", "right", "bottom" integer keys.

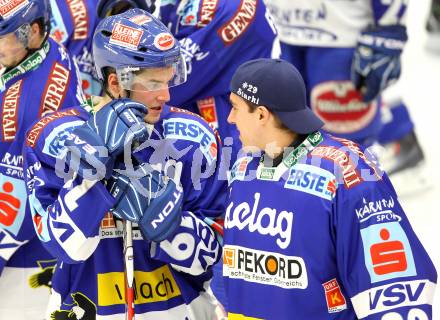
[{"left": 230, "top": 58, "right": 324, "bottom": 134}]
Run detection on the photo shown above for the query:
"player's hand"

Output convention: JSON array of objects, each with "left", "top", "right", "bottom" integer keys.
[
  {"left": 107, "top": 164, "right": 183, "bottom": 242},
  {"left": 351, "top": 25, "right": 407, "bottom": 102},
  {"left": 63, "top": 99, "right": 149, "bottom": 180}
]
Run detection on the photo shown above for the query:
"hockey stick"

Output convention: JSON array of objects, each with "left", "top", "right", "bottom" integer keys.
[{"left": 123, "top": 220, "right": 135, "bottom": 319}]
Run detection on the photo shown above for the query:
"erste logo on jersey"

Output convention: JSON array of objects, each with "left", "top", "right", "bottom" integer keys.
[
  {"left": 311, "top": 81, "right": 378, "bottom": 134},
  {"left": 225, "top": 192, "right": 293, "bottom": 249},
  {"left": 2, "top": 79, "right": 22, "bottom": 142},
  {"left": 218, "top": 0, "right": 257, "bottom": 45},
  {"left": 0, "top": 0, "right": 28, "bottom": 19},
  {"left": 198, "top": 0, "right": 218, "bottom": 27},
  {"left": 179, "top": 0, "right": 201, "bottom": 26},
  {"left": 66, "top": 0, "right": 89, "bottom": 40},
  {"left": 163, "top": 118, "right": 217, "bottom": 164},
  {"left": 110, "top": 23, "right": 144, "bottom": 49},
  {"left": 40, "top": 62, "right": 71, "bottom": 117},
  {"left": 351, "top": 280, "right": 435, "bottom": 318},
  {"left": 27, "top": 109, "right": 80, "bottom": 147},
  {"left": 154, "top": 33, "right": 175, "bottom": 51},
  {"left": 285, "top": 164, "right": 337, "bottom": 201},
  {"left": 229, "top": 156, "right": 251, "bottom": 184},
  {"left": 223, "top": 245, "right": 308, "bottom": 289},
  {"left": 322, "top": 279, "right": 347, "bottom": 313},
  {"left": 360, "top": 221, "right": 416, "bottom": 283},
  {"left": 311, "top": 146, "right": 362, "bottom": 188}
]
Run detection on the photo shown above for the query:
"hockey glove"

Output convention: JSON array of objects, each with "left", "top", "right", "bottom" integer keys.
[
  {"left": 351, "top": 25, "right": 407, "bottom": 102},
  {"left": 63, "top": 99, "right": 149, "bottom": 180},
  {"left": 107, "top": 164, "right": 183, "bottom": 242}
]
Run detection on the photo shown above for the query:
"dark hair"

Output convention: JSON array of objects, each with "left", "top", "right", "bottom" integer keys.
[
  {"left": 101, "top": 66, "right": 116, "bottom": 92},
  {"left": 31, "top": 18, "right": 46, "bottom": 37},
  {"left": 243, "top": 100, "right": 290, "bottom": 131}
]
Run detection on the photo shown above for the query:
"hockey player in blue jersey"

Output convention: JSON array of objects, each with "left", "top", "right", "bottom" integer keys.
[
  {"left": 97, "top": 0, "right": 278, "bottom": 159},
  {"left": 0, "top": 0, "right": 85, "bottom": 318},
  {"left": 264, "top": 0, "right": 425, "bottom": 182},
  {"left": 96, "top": 0, "right": 278, "bottom": 306},
  {"left": 49, "top": 0, "right": 101, "bottom": 97},
  {"left": 223, "top": 58, "right": 437, "bottom": 319},
  {"left": 23, "top": 9, "right": 227, "bottom": 319}
]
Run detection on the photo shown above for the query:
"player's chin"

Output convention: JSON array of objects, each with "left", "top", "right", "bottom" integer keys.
[{"left": 145, "top": 106, "right": 163, "bottom": 123}]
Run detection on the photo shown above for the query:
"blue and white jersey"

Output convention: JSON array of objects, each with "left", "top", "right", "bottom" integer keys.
[
  {"left": 49, "top": 0, "right": 101, "bottom": 97},
  {"left": 264, "top": 0, "right": 407, "bottom": 47},
  {"left": 23, "top": 103, "right": 227, "bottom": 319},
  {"left": 223, "top": 131, "right": 437, "bottom": 319},
  {"left": 160, "top": 0, "right": 277, "bottom": 153},
  {"left": 0, "top": 37, "right": 84, "bottom": 273},
  {"left": 0, "top": 37, "right": 84, "bottom": 318}
]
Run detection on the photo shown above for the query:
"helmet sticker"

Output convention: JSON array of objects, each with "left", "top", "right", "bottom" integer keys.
[
  {"left": 154, "top": 33, "right": 175, "bottom": 51},
  {"left": 109, "top": 23, "right": 144, "bottom": 50},
  {"left": 0, "top": 0, "right": 29, "bottom": 19},
  {"left": 129, "top": 15, "right": 152, "bottom": 26}
]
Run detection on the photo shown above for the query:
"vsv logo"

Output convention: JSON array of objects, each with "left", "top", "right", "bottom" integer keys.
[
  {"left": 224, "top": 192, "right": 293, "bottom": 249},
  {"left": 351, "top": 280, "right": 435, "bottom": 318},
  {"left": 369, "top": 281, "right": 425, "bottom": 310},
  {"left": 360, "top": 222, "right": 416, "bottom": 283}
]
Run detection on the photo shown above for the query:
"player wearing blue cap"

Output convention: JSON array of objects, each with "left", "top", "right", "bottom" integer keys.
[
  {"left": 0, "top": 0, "right": 85, "bottom": 318},
  {"left": 23, "top": 8, "right": 226, "bottom": 320},
  {"left": 223, "top": 58, "right": 437, "bottom": 319}
]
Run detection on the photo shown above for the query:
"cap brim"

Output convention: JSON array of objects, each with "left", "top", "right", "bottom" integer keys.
[{"left": 273, "top": 108, "right": 324, "bottom": 134}]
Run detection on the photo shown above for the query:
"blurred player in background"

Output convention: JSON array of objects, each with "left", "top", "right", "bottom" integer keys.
[
  {"left": 264, "top": 0, "right": 425, "bottom": 187},
  {"left": 49, "top": 0, "right": 101, "bottom": 97},
  {"left": 0, "top": 0, "right": 85, "bottom": 318}
]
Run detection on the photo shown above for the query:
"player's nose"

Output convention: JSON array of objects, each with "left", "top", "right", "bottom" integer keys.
[
  {"left": 157, "top": 87, "right": 170, "bottom": 103},
  {"left": 227, "top": 110, "right": 235, "bottom": 124}
]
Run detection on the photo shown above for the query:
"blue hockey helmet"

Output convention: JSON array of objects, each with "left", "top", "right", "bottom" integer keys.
[
  {"left": 0, "top": 0, "right": 50, "bottom": 36},
  {"left": 93, "top": 8, "right": 187, "bottom": 92},
  {"left": 96, "top": 0, "right": 156, "bottom": 19}
]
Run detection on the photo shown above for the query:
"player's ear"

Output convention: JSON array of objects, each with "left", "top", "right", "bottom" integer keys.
[
  {"left": 107, "top": 73, "right": 125, "bottom": 98},
  {"left": 257, "top": 106, "right": 270, "bottom": 123},
  {"left": 27, "top": 22, "right": 42, "bottom": 48}
]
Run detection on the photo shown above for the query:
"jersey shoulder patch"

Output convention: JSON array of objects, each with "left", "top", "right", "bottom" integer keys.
[
  {"left": 26, "top": 108, "right": 84, "bottom": 148},
  {"left": 162, "top": 110, "right": 219, "bottom": 165}
]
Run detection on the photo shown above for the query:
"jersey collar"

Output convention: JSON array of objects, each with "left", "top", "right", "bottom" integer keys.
[
  {"left": 0, "top": 40, "right": 50, "bottom": 92},
  {"left": 256, "top": 131, "right": 324, "bottom": 181}
]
